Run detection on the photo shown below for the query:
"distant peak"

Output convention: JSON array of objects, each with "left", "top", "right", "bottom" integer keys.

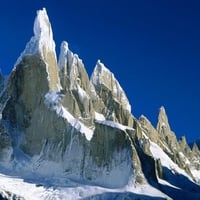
[
  {"left": 97, "top": 59, "right": 102, "bottom": 65},
  {"left": 139, "top": 114, "right": 151, "bottom": 125},
  {"left": 179, "top": 135, "right": 186, "bottom": 144},
  {"left": 34, "top": 8, "right": 49, "bottom": 37},
  {"left": 60, "top": 41, "right": 69, "bottom": 53},
  {"left": 94, "top": 60, "right": 110, "bottom": 75},
  {"left": 58, "top": 41, "right": 77, "bottom": 70},
  {"left": 91, "top": 60, "right": 111, "bottom": 86},
  {"left": 192, "top": 143, "right": 199, "bottom": 153},
  {"left": 140, "top": 114, "right": 146, "bottom": 119},
  {"left": 96, "top": 59, "right": 106, "bottom": 68},
  {"left": 159, "top": 106, "right": 166, "bottom": 114},
  {"left": 156, "top": 106, "right": 171, "bottom": 134},
  {"left": 158, "top": 106, "right": 167, "bottom": 119}
]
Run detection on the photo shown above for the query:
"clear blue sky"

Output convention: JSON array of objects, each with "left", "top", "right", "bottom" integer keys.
[{"left": 0, "top": 0, "right": 200, "bottom": 142}]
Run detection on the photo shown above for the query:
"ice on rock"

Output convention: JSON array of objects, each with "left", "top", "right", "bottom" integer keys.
[
  {"left": 58, "top": 41, "right": 73, "bottom": 71},
  {"left": 13, "top": 8, "right": 61, "bottom": 91},
  {"left": 58, "top": 41, "right": 85, "bottom": 90},
  {"left": 15, "top": 8, "right": 57, "bottom": 65},
  {"left": 33, "top": 8, "right": 55, "bottom": 53}
]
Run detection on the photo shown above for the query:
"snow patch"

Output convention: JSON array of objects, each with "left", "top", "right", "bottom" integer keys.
[
  {"left": 150, "top": 141, "right": 191, "bottom": 179},
  {"left": 158, "top": 178, "right": 181, "bottom": 190},
  {"left": 178, "top": 152, "right": 190, "bottom": 165},
  {"left": 44, "top": 91, "right": 93, "bottom": 141},
  {"left": 96, "top": 119, "right": 134, "bottom": 132},
  {"left": 94, "top": 112, "right": 105, "bottom": 121},
  {"left": 58, "top": 41, "right": 73, "bottom": 71},
  {"left": 191, "top": 169, "right": 200, "bottom": 183},
  {"left": 33, "top": 8, "right": 55, "bottom": 52},
  {"left": 76, "top": 84, "right": 89, "bottom": 102}
]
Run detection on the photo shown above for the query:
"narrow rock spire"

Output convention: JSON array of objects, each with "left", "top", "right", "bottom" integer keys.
[
  {"left": 91, "top": 60, "right": 131, "bottom": 112},
  {"left": 156, "top": 106, "right": 171, "bottom": 135},
  {"left": 15, "top": 8, "right": 60, "bottom": 91}
]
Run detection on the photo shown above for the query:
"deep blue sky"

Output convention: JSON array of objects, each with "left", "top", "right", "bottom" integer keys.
[{"left": 0, "top": 0, "right": 200, "bottom": 142}]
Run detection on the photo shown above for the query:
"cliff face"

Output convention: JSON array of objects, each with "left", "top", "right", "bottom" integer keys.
[
  {"left": 0, "top": 8, "right": 143, "bottom": 188},
  {"left": 0, "top": 8, "right": 200, "bottom": 200},
  {"left": 58, "top": 41, "right": 95, "bottom": 126}
]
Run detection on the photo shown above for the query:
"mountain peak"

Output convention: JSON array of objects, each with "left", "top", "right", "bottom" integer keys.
[
  {"left": 156, "top": 106, "right": 171, "bottom": 134},
  {"left": 13, "top": 8, "right": 60, "bottom": 91},
  {"left": 160, "top": 106, "right": 166, "bottom": 113},
  {"left": 16, "top": 8, "right": 56, "bottom": 65},
  {"left": 33, "top": 8, "right": 55, "bottom": 55},
  {"left": 58, "top": 41, "right": 72, "bottom": 71},
  {"left": 60, "top": 41, "right": 69, "bottom": 54},
  {"left": 33, "top": 8, "right": 54, "bottom": 47},
  {"left": 91, "top": 60, "right": 131, "bottom": 112},
  {"left": 159, "top": 106, "right": 168, "bottom": 124}
]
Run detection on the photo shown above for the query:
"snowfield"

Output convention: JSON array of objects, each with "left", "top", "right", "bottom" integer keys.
[{"left": 0, "top": 171, "right": 170, "bottom": 200}]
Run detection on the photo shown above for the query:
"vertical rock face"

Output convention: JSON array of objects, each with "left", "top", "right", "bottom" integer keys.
[
  {"left": 179, "top": 136, "right": 191, "bottom": 155},
  {"left": 156, "top": 106, "right": 171, "bottom": 135},
  {"left": 156, "top": 106, "right": 177, "bottom": 150},
  {"left": 138, "top": 106, "right": 200, "bottom": 184},
  {"left": 2, "top": 8, "right": 61, "bottom": 155},
  {"left": 139, "top": 115, "right": 158, "bottom": 143},
  {"left": 3, "top": 55, "right": 57, "bottom": 155},
  {"left": 0, "top": 8, "right": 144, "bottom": 188},
  {"left": 58, "top": 41, "right": 90, "bottom": 92},
  {"left": 58, "top": 41, "right": 94, "bottom": 126},
  {"left": 0, "top": 72, "right": 5, "bottom": 93},
  {"left": 91, "top": 60, "right": 131, "bottom": 112},
  {"left": 0, "top": 72, "right": 8, "bottom": 112},
  {"left": 17, "top": 8, "right": 60, "bottom": 91},
  {"left": 91, "top": 60, "right": 133, "bottom": 126}
]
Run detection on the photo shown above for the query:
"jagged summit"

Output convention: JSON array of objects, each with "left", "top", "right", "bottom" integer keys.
[
  {"left": 91, "top": 59, "right": 113, "bottom": 86},
  {"left": 58, "top": 41, "right": 84, "bottom": 85},
  {"left": 14, "top": 8, "right": 60, "bottom": 91},
  {"left": 58, "top": 40, "right": 91, "bottom": 94},
  {"left": 33, "top": 8, "right": 55, "bottom": 53},
  {"left": 18, "top": 8, "right": 56, "bottom": 60},
  {"left": 58, "top": 41, "right": 94, "bottom": 125},
  {"left": 156, "top": 106, "right": 171, "bottom": 134},
  {"left": 58, "top": 41, "right": 72, "bottom": 72},
  {"left": 91, "top": 60, "right": 131, "bottom": 112}
]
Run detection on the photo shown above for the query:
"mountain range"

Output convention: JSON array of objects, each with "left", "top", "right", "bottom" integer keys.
[{"left": 0, "top": 8, "right": 199, "bottom": 200}]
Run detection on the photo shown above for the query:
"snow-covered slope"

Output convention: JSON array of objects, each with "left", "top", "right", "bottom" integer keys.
[{"left": 0, "top": 171, "right": 170, "bottom": 200}]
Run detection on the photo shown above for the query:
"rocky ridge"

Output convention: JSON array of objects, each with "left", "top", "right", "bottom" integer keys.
[{"left": 0, "top": 8, "right": 199, "bottom": 200}]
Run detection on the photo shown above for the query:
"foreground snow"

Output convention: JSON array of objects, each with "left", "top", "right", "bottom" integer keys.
[{"left": 0, "top": 171, "right": 169, "bottom": 200}]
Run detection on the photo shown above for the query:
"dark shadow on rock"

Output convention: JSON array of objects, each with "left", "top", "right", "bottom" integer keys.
[
  {"left": 157, "top": 167, "right": 200, "bottom": 200},
  {"left": 134, "top": 138, "right": 159, "bottom": 187}
]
